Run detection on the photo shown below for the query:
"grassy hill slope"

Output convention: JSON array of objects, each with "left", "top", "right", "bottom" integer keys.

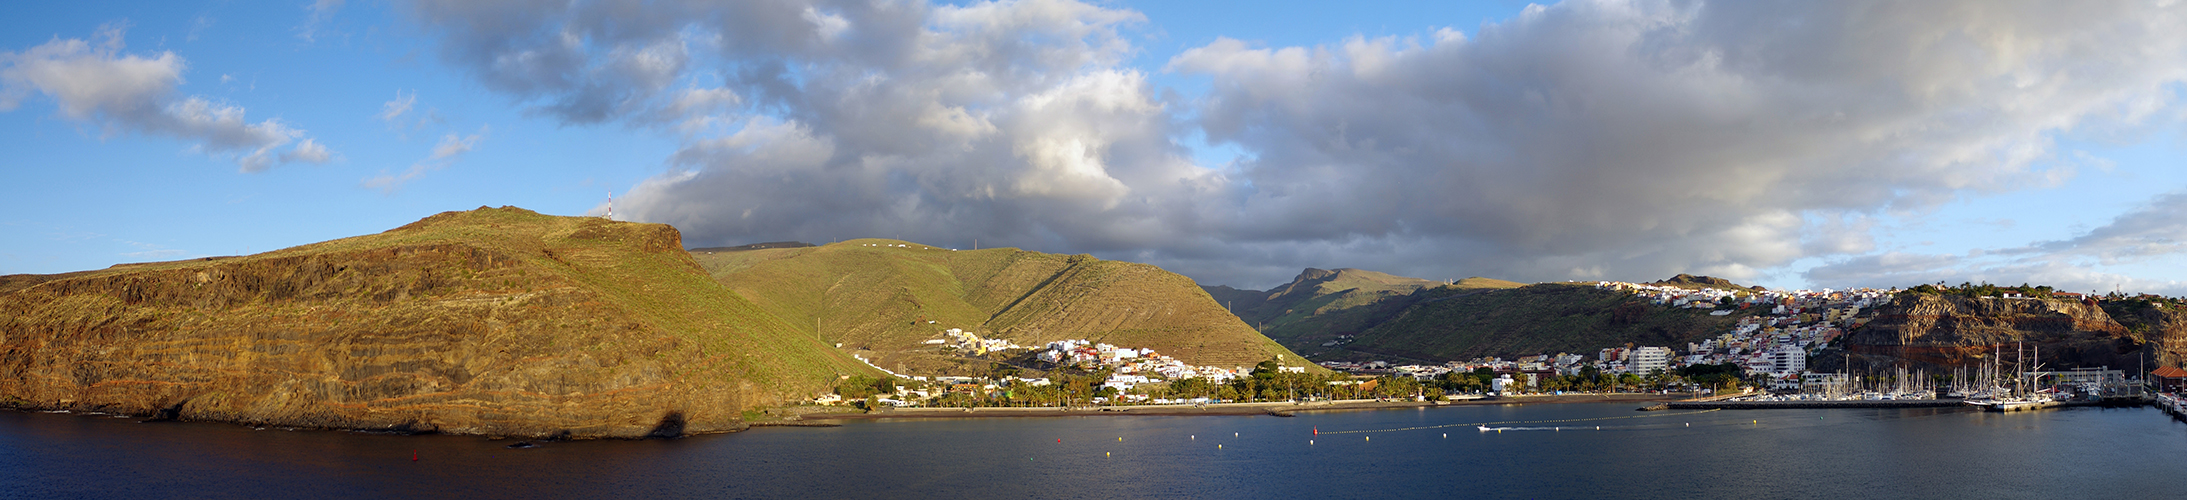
[
  {"left": 696, "top": 240, "right": 1313, "bottom": 375},
  {"left": 0, "top": 207, "right": 870, "bottom": 438},
  {"left": 1205, "top": 269, "right": 1523, "bottom": 353},
  {"left": 1327, "top": 283, "right": 1759, "bottom": 362}
]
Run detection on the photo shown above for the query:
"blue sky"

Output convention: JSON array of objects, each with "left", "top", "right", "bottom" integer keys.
[{"left": 6, "top": 1, "right": 2187, "bottom": 295}]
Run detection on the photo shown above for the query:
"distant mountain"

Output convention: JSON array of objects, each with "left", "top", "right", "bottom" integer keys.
[
  {"left": 0, "top": 207, "right": 870, "bottom": 438},
  {"left": 1204, "top": 268, "right": 1521, "bottom": 356},
  {"left": 697, "top": 240, "right": 1316, "bottom": 376},
  {"left": 1332, "top": 283, "right": 1758, "bottom": 362},
  {"left": 1207, "top": 270, "right": 1753, "bottom": 362}
]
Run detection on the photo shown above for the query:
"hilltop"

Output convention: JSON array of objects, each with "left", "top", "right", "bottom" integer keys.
[
  {"left": 694, "top": 240, "right": 1314, "bottom": 376},
  {"left": 0, "top": 207, "right": 871, "bottom": 438}
]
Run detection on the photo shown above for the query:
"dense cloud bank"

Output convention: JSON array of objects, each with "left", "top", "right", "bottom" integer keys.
[{"left": 408, "top": 0, "right": 2187, "bottom": 290}]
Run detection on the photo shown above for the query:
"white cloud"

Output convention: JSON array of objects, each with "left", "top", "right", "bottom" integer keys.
[
  {"left": 364, "top": 126, "right": 487, "bottom": 192},
  {"left": 409, "top": 0, "right": 2187, "bottom": 289},
  {"left": 1160, "top": 0, "right": 2187, "bottom": 286},
  {"left": 283, "top": 138, "right": 331, "bottom": 164},
  {"left": 378, "top": 90, "right": 415, "bottom": 122},
  {"left": 297, "top": 0, "right": 345, "bottom": 43},
  {"left": 1, "top": 25, "right": 332, "bottom": 172},
  {"left": 1808, "top": 189, "right": 2187, "bottom": 295},
  {"left": 187, "top": 15, "right": 215, "bottom": 42},
  {"left": 427, "top": 128, "right": 483, "bottom": 159}
]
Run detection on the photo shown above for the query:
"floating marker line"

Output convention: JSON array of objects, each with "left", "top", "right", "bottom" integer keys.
[{"left": 1317, "top": 409, "right": 1723, "bottom": 435}]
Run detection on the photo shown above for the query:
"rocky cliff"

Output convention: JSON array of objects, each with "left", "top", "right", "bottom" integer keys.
[
  {"left": 2102, "top": 299, "right": 2187, "bottom": 369},
  {"left": 1839, "top": 294, "right": 2145, "bottom": 370},
  {"left": 0, "top": 207, "right": 868, "bottom": 438}
]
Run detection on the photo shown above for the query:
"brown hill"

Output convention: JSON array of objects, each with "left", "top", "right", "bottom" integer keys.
[
  {"left": 696, "top": 240, "right": 1314, "bottom": 376},
  {"left": 0, "top": 207, "right": 869, "bottom": 438}
]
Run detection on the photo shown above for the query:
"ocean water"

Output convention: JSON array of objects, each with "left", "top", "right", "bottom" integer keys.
[{"left": 5, "top": 403, "right": 2186, "bottom": 499}]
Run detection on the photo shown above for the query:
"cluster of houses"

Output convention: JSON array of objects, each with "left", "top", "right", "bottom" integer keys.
[
  {"left": 928, "top": 328, "right": 1026, "bottom": 355},
  {"left": 1595, "top": 281, "right": 1892, "bottom": 318},
  {"left": 1032, "top": 339, "right": 1291, "bottom": 392},
  {"left": 926, "top": 329, "right": 1293, "bottom": 394},
  {"left": 1320, "top": 282, "right": 1901, "bottom": 391}
]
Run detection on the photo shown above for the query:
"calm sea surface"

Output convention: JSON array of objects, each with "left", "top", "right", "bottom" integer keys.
[{"left": 5, "top": 403, "right": 2187, "bottom": 499}]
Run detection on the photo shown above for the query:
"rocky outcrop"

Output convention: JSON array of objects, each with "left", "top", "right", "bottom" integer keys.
[
  {"left": 1842, "top": 294, "right": 2144, "bottom": 370},
  {"left": 0, "top": 207, "right": 864, "bottom": 438},
  {"left": 1653, "top": 274, "right": 1740, "bottom": 289},
  {"left": 2103, "top": 300, "right": 2187, "bottom": 369}
]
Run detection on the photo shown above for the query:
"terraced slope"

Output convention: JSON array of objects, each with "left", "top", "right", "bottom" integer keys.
[
  {"left": 695, "top": 240, "right": 1313, "bottom": 375},
  {"left": 0, "top": 207, "right": 870, "bottom": 438}
]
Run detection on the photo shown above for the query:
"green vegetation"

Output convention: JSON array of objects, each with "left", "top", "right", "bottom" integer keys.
[
  {"left": 1313, "top": 283, "right": 1757, "bottom": 363},
  {"left": 694, "top": 239, "right": 1313, "bottom": 376},
  {"left": 1205, "top": 270, "right": 1759, "bottom": 364},
  {"left": 1207, "top": 269, "right": 1518, "bottom": 354},
  {"left": 0, "top": 207, "right": 877, "bottom": 435}
]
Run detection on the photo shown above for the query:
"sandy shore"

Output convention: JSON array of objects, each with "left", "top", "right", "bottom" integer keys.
[{"left": 800, "top": 393, "right": 1684, "bottom": 421}]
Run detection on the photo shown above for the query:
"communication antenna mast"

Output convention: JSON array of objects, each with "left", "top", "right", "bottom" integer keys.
[{"left": 605, "top": 192, "right": 614, "bottom": 220}]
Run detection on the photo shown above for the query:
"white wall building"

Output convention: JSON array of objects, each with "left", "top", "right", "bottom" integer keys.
[
  {"left": 1631, "top": 347, "right": 1672, "bottom": 374},
  {"left": 1768, "top": 345, "right": 1807, "bottom": 376}
]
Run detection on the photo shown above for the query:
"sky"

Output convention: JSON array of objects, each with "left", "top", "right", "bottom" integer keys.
[{"left": 6, "top": 0, "right": 2187, "bottom": 295}]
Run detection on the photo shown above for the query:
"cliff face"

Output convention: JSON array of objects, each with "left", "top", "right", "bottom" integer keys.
[
  {"left": 0, "top": 207, "right": 866, "bottom": 438},
  {"left": 1844, "top": 294, "right": 2142, "bottom": 370},
  {"left": 2103, "top": 300, "right": 2187, "bottom": 368}
]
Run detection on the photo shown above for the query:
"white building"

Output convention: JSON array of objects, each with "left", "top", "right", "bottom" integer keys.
[
  {"left": 1631, "top": 347, "right": 1672, "bottom": 374},
  {"left": 1768, "top": 345, "right": 1807, "bottom": 376}
]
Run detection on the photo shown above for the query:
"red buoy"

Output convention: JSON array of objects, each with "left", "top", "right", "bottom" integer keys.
[{"left": 412, "top": 450, "right": 419, "bottom": 462}]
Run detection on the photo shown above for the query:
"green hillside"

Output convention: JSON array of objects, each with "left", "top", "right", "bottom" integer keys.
[
  {"left": 1320, "top": 283, "right": 1759, "bottom": 362},
  {"left": 1205, "top": 269, "right": 1521, "bottom": 353},
  {"left": 1204, "top": 269, "right": 1759, "bottom": 363},
  {"left": 0, "top": 207, "right": 871, "bottom": 438},
  {"left": 695, "top": 240, "right": 1314, "bottom": 376}
]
